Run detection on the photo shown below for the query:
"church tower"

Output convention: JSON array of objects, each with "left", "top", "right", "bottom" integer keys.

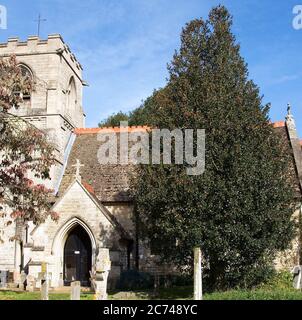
[{"left": 0, "top": 34, "right": 86, "bottom": 189}]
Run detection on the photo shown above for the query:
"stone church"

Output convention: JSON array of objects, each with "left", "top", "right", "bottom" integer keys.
[{"left": 0, "top": 34, "right": 301, "bottom": 289}]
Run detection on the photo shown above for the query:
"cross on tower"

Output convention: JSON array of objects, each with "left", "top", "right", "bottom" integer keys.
[
  {"left": 35, "top": 14, "right": 47, "bottom": 37},
  {"left": 72, "top": 159, "right": 84, "bottom": 182}
]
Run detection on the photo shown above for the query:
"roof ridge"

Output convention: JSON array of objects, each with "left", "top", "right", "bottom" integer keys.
[
  {"left": 272, "top": 121, "right": 285, "bottom": 128},
  {"left": 74, "top": 126, "right": 151, "bottom": 134}
]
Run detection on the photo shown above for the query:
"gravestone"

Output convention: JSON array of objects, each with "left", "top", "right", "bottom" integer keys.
[
  {"left": 91, "top": 249, "right": 111, "bottom": 300},
  {"left": 70, "top": 281, "right": 81, "bottom": 300},
  {"left": 0, "top": 271, "right": 8, "bottom": 288},
  {"left": 292, "top": 265, "right": 302, "bottom": 289},
  {"left": 153, "top": 273, "right": 160, "bottom": 295},
  {"left": 58, "top": 273, "right": 64, "bottom": 287},
  {"left": 13, "top": 271, "right": 21, "bottom": 287},
  {"left": 193, "top": 247, "right": 202, "bottom": 300},
  {"left": 26, "top": 275, "right": 35, "bottom": 292},
  {"left": 40, "top": 276, "right": 48, "bottom": 301},
  {"left": 7, "top": 272, "right": 14, "bottom": 288},
  {"left": 39, "top": 262, "right": 49, "bottom": 300}
]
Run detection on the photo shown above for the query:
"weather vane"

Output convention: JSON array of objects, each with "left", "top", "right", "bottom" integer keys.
[{"left": 35, "top": 14, "right": 47, "bottom": 37}]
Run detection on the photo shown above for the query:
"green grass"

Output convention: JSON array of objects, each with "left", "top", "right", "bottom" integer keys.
[
  {"left": 204, "top": 289, "right": 302, "bottom": 300},
  {"left": 203, "top": 271, "right": 302, "bottom": 300},
  {"left": 2, "top": 286, "right": 302, "bottom": 300},
  {"left": 1, "top": 272, "right": 301, "bottom": 300},
  {"left": 0, "top": 290, "right": 94, "bottom": 300}
]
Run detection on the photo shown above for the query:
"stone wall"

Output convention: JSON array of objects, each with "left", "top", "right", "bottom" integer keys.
[
  {"left": 0, "top": 34, "right": 86, "bottom": 191},
  {"left": 105, "top": 203, "right": 135, "bottom": 236},
  {"left": 24, "top": 181, "right": 130, "bottom": 288},
  {"left": 275, "top": 205, "right": 302, "bottom": 270}
]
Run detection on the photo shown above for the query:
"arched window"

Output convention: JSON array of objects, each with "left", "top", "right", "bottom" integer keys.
[
  {"left": 66, "top": 77, "right": 77, "bottom": 116},
  {"left": 17, "top": 64, "right": 33, "bottom": 100}
]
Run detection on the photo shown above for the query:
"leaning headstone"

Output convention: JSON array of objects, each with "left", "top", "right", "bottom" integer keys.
[
  {"left": 26, "top": 275, "right": 35, "bottom": 292},
  {"left": 70, "top": 281, "right": 81, "bottom": 300},
  {"left": 193, "top": 247, "right": 202, "bottom": 300},
  {"left": 292, "top": 265, "right": 302, "bottom": 289}
]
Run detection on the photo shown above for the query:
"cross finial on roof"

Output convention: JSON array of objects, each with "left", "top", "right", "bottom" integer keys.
[{"left": 72, "top": 159, "right": 84, "bottom": 182}]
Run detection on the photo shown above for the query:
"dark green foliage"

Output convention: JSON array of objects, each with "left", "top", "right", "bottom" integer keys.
[
  {"left": 131, "top": 6, "right": 297, "bottom": 290},
  {"left": 163, "top": 274, "right": 194, "bottom": 287},
  {"left": 117, "top": 270, "right": 154, "bottom": 291},
  {"left": 98, "top": 111, "right": 129, "bottom": 127},
  {"left": 128, "top": 90, "right": 165, "bottom": 126}
]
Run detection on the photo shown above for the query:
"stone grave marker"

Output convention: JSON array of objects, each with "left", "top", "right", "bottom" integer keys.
[
  {"left": 91, "top": 248, "right": 111, "bottom": 300},
  {"left": 0, "top": 270, "right": 8, "bottom": 289},
  {"left": 292, "top": 265, "right": 302, "bottom": 289},
  {"left": 38, "top": 271, "right": 48, "bottom": 300},
  {"left": 153, "top": 273, "right": 160, "bottom": 295},
  {"left": 193, "top": 247, "right": 202, "bottom": 300},
  {"left": 70, "top": 281, "right": 81, "bottom": 300},
  {"left": 26, "top": 275, "right": 35, "bottom": 292},
  {"left": 39, "top": 262, "right": 49, "bottom": 300}
]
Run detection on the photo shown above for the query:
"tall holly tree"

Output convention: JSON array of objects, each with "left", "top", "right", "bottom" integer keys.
[
  {"left": 0, "top": 55, "right": 58, "bottom": 237},
  {"left": 132, "top": 6, "right": 297, "bottom": 289}
]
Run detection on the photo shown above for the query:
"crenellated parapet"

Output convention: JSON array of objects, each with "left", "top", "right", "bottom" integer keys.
[{"left": 0, "top": 34, "right": 83, "bottom": 74}]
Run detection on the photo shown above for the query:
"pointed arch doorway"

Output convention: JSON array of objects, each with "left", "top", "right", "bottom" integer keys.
[{"left": 64, "top": 225, "right": 92, "bottom": 287}]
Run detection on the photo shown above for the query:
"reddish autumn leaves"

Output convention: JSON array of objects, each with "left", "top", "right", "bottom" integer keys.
[{"left": 0, "top": 55, "right": 58, "bottom": 228}]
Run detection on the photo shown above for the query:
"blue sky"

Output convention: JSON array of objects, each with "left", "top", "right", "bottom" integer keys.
[{"left": 0, "top": 0, "right": 301, "bottom": 136}]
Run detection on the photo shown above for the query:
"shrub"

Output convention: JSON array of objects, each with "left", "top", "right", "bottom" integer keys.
[
  {"left": 117, "top": 270, "right": 154, "bottom": 291},
  {"left": 258, "top": 270, "right": 293, "bottom": 290}
]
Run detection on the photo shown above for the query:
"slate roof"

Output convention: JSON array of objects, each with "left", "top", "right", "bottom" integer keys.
[
  {"left": 57, "top": 127, "right": 150, "bottom": 202},
  {"left": 56, "top": 123, "right": 302, "bottom": 203}
]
